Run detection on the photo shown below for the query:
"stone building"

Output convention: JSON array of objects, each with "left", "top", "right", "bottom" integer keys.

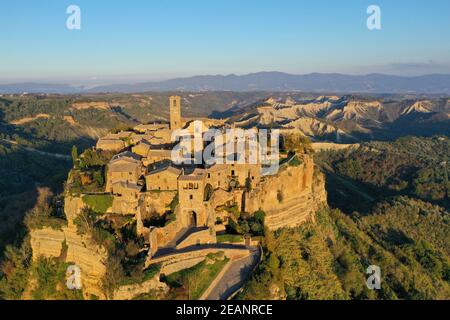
[
  {"left": 134, "top": 123, "right": 169, "bottom": 133},
  {"left": 111, "top": 181, "right": 142, "bottom": 215},
  {"left": 178, "top": 169, "right": 207, "bottom": 227},
  {"left": 228, "top": 163, "right": 261, "bottom": 188},
  {"left": 131, "top": 140, "right": 152, "bottom": 157},
  {"left": 105, "top": 152, "right": 143, "bottom": 193},
  {"left": 205, "top": 164, "right": 229, "bottom": 190},
  {"left": 144, "top": 149, "right": 173, "bottom": 166},
  {"left": 96, "top": 138, "right": 126, "bottom": 152},
  {"left": 146, "top": 165, "right": 181, "bottom": 191},
  {"left": 170, "top": 95, "right": 182, "bottom": 130}
]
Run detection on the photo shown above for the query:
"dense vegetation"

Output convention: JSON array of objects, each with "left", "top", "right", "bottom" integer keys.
[
  {"left": 316, "top": 136, "right": 449, "bottom": 212},
  {"left": 0, "top": 141, "right": 71, "bottom": 256},
  {"left": 241, "top": 136, "right": 449, "bottom": 300},
  {"left": 241, "top": 202, "right": 449, "bottom": 300},
  {"left": 0, "top": 91, "right": 449, "bottom": 300}
]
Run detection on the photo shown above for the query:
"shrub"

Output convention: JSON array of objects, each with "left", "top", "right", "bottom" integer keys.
[
  {"left": 217, "top": 234, "right": 244, "bottom": 243},
  {"left": 289, "top": 156, "right": 302, "bottom": 167}
]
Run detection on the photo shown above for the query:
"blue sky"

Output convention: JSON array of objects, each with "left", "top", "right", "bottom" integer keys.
[{"left": 1, "top": 0, "right": 450, "bottom": 84}]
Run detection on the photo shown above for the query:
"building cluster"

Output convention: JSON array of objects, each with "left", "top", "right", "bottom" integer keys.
[{"left": 95, "top": 96, "right": 264, "bottom": 256}]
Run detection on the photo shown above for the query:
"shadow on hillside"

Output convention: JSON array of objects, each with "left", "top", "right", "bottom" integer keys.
[
  {"left": 0, "top": 189, "right": 38, "bottom": 259},
  {"left": 0, "top": 135, "right": 86, "bottom": 259},
  {"left": 323, "top": 171, "right": 389, "bottom": 215}
]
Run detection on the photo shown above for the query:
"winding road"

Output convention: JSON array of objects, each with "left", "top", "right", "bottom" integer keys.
[{"left": 205, "top": 246, "right": 261, "bottom": 300}]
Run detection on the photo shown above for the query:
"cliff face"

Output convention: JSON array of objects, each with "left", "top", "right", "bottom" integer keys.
[
  {"left": 30, "top": 197, "right": 108, "bottom": 299},
  {"left": 113, "top": 277, "right": 169, "bottom": 300},
  {"left": 245, "top": 155, "right": 327, "bottom": 230}
]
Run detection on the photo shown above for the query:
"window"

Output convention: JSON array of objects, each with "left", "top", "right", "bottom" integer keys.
[
  {"left": 208, "top": 173, "right": 211, "bottom": 178},
  {"left": 231, "top": 170, "right": 235, "bottom": 176},
  {"left": 190, "top": 195, "right": 193, "bottom": 200}
]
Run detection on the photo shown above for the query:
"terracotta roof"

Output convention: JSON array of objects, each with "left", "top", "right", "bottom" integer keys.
[
  {"left": 109, "top": 152, "right": 142, "bottom": 172},
  {"left": 97, "top": 139, "right": 125, "bottom": 146},
  {"left": 206, "top": 163, "right": 228, "bottom": 172},
  {"left": 113, "top": 181, "right": 142, "bottom": 192},
  {"left": 134, "top": 123, "right": 169, "bottom": 131},
  {"left": 178, "top": 175, "right": 204, "bottom": 181},
  {"left": 178, "top": 168, "right": 205, "bottom": 181},
  {"left": 112, "top": 151, "right": 141, "bottom": 162},
  {"left": 147, "top": 165, "right": 181, "bottom": 176},
  {"left": 147, "top": 149, "right": 172, "bottom": 156}
]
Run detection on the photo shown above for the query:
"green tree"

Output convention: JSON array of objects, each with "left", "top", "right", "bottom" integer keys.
[{"left": 71, "top": 145, "right": 79, "bottom": 169}]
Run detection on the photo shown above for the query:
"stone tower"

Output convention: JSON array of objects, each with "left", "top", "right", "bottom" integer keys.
[{"left": 169, "top": 96, "right": 182, "bottom": 130}]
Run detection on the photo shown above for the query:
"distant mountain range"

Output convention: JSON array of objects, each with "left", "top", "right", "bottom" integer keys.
[{"left": 1, "top": 72, "right": 450, "bottom": 94}]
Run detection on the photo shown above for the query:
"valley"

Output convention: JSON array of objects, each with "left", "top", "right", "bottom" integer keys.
[{"left": 0, "top": 92, "right": 449, "bottom": 300}]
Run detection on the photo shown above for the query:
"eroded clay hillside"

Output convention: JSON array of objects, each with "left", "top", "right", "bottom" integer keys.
[{"left": 226, "top": 96, "right": 450, "bottom": 142}]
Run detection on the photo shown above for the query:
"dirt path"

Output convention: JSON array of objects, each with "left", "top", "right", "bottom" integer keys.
[{"left": 1, "top": 139, "right": 71, "bottom": 160}]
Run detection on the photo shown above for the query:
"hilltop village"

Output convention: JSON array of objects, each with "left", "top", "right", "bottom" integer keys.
[
  {"left": 96, "top": 97, "right": 262, "bottom": 254},
  {"left": 29, "top": 96, "right": 327, "bottom": 299}
]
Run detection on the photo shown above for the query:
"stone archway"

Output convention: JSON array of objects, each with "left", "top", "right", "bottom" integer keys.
[
  {"left": 188, "top": 211, "right": 197, "bottom": 227},
  {"left": 204, "top": 183, "right": 214, "bottom": 201}
]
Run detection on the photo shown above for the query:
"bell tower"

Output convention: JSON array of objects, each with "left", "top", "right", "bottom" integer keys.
[{"left": 169, "top": 96, "right": 182, "bottom": 130}]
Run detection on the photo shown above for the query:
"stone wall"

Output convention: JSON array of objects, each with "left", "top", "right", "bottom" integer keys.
[
  {"left": 146, "top": 170, "right": 179, "bottom": 191},
  {"left": 155, "top": 216, "right": 185, "bottom": 248},
  {"left": 229, "top": 163, "right": 261, "bottom": 188},
  {"left": 142, "top": 191, "right": 177, "bottom": 216},
  {"left": 175, "top": 229, "right": 216, "bottom": 250},
  {"left": 146, "top": 247, "right": 251, "bottom": 276}
]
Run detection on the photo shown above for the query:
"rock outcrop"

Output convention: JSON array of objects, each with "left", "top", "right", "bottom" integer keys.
[
  {"left": 29, "top": 197, "right": 108, "bottom": 299},
  {"left": 113, "top": 277, "right": 169, "bottom": 300},
  {"left": 245, "top": 155, "right": 327, "bottom": 230}
]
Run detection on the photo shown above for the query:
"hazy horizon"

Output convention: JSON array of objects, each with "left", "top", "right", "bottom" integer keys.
[
  {"left": 2, "top": 69, "right": 450, "bottom": 87},
  {"left": 1, "top": 0, "right": 450, "bottom": 85}
]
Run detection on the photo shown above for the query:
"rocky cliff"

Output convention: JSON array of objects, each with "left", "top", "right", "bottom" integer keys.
[
  {"left": 29, "top": 197, "right": 108, "bottom": 299},
  {"left": 245, "top": 155, "right": 327, "bottom": 230}
]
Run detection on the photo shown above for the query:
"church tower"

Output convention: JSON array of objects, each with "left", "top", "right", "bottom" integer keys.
[{"left": 169, "top": 96, "right": 182, "bottom": 130}]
